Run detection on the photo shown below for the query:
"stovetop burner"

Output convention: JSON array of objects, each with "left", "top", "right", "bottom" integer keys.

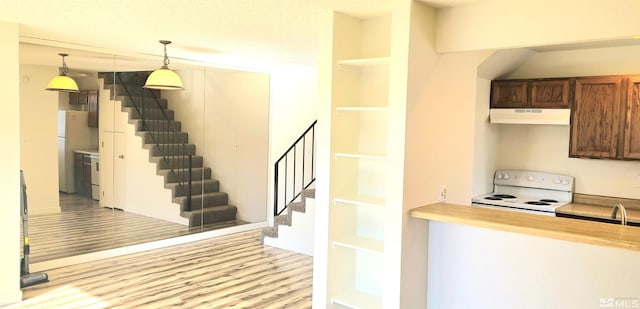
[
  {"left": 492, "top": 194, "right": 516, "bottom": 199},
  {"left": 485, "top": 196, "right": 502, "bottom": 200},
  {"left": 540, "top": 199, "right": 558, "bottom": 203},
  {"left": 525, "top": 201, "right": 551, "bottom": 206}
]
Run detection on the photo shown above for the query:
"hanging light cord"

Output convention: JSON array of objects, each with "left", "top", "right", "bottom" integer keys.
[
  {"left": 160, "top": 40, "right": 172, "bottom": 69},
  {"left": 59, "top": 53, "right": 70, "bottom": 76}
]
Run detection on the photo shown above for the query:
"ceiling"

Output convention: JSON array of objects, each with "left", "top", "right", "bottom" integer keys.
[{"left": 1, "top": 0, "right": 484, "bottom": 72}]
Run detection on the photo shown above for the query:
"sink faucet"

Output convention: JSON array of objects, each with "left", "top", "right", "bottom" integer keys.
[{"left": 611, "top": 203, "right": 628, "bottom": 225}]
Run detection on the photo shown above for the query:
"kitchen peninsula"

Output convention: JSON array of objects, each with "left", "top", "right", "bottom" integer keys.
[{"left": 410, "top": 203, "right": 640, "bottom": 309}]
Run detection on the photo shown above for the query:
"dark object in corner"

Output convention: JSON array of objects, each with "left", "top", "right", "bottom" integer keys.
[{"left": 20, "top": 170, "right": 49, "bottom": 288}]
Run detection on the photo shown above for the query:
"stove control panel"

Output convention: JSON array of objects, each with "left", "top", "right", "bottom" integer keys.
[{"left": 494, "top": 170, "right": 574, "bottom": 191}]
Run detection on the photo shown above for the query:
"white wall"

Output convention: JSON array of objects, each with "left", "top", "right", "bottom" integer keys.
[
  {"left": 427, "top": 221, "right": 640, "bottom": 309},
  {"left": 164, "top": 67, "right": 270, "bottom": 223},
  {"left": 435, "top": 0, "right": 640, "bottom": 53},
  {"left": 400, "top": 2, "right": 436, "bottom": 308},
  {"left": 204, "top": 69, "right": 270, "bottom": 223},
  {"left": 19, "top": 64, "right": 61, "bottom": 214},
  {"left": 267, "top": 65, "right": 318, "bottom": 224},
  {"left": 507, "top": 44, "right": 640, "bottom": 78},
  {"left": 493, "top": 44, "right": 640, "bottom": 199},
  {"left": 471, "top": 78, "right": 498, "bottom": 197},
  {"left": 0, "top": 21, "right": 23, "bottom": 305},
  {"left": 311, "top": 10, "right": 334, "bottom": 309},
  {"left": 407, "top": 51, "right": 486, "bottom": 206}
]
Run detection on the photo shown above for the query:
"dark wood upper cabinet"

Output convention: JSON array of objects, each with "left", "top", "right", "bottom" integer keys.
[
  {"left": 491, "top": 78, "right": 571, "bottom": 108},
  {"left": 69, "top": 90, "right": 99, "bottom": 128},
  {"left": 492, "top": 75, "right": 640, "bottom": 161},
  {"left": 531, "top": 79, "right": 571, "bottom": 108},
  {"left": 623, "top": 76, "right": 640, "bottom": 159},
  {"left": 570, "top": 76, "right": 623, "bottom": 159},
  {"left": 87, "top": 90, "right": 99, "bottom": 128},
  {"left": 69, "top": 91, "right": 88, "bottom": 105},
  {"left": 490, "top": 80, "right": 528, "bottom": 108}
]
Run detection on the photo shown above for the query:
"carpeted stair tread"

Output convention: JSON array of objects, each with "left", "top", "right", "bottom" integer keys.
[
  {"left": 262, "top": 186, "right": 316, "bottom": 242},
  {"left": 288, "top": 201, "right": 306, "bottom": 213},
  {"left": 137, "top": 131, "right": 189, "bottom": 144},
  {"left": 301, "top": 189, "right": 315, "bottom": 199},
  {"left": 158, "top": 167, "right": 211, "bottom": 183},
  {"left": 261, "top": 226, "right": 278, "bottom": 238},
  {"left": 150, "top": 155, "right": 203, "bottom": 169},
  {"left": 274, "top": 214, "right": 291, "bottom": 226},
  {"left": 174, "top": 192, "right": 229, "bottom": 212},
  {"left": 125, "top": 107, "right": 174, "bottom": 120},
  {"left": 131, "top": 119, "right": 182, "bottom": 132},
  {"left": 165, "top": 179, "right": 220, "bottom": 198},
  {"left": 181, "top": 205, "right": 237, "bottom": 227},
  {"left": 144, "top": 143, "right": 196, "bottom": 157}
]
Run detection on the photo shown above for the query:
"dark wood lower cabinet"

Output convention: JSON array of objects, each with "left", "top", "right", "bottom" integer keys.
[
  {"left": 74, "top": 152, "right": 94, "bottom": 198},
  {"left": 74, "top": 153, "right": 85, "bottom": 195}
]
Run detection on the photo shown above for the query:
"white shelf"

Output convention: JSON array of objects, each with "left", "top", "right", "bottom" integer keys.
[
  {"left": 336, "top": 106, "right": 388, "bottom": 112},
  {"left": 334, "top": 152, "right": 386, "bottom": 160},
  {"left": 334, "top": 195, "right": 385, "bottom": 207},
  {"left": 337, "top": 57, "right": 390, "bottom": 69},
  {"left": 331, "top": 289, "right": 382, "bottom": 309},
  {"left": 332, "top": 235, "right": 384, "bottom": 253}
]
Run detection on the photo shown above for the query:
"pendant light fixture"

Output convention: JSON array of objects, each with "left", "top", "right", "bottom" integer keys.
[
  {"left": 144, "top": 40, "right": 184, "bottom": 90},
  {"left": 45, "top": 53, "right": 79, "bottom": 93}
]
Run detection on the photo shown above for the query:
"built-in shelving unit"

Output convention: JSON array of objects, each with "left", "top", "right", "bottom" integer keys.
[
  {"left": 315, "top": 3, "right": 431, "bottom": 308},
  {"left": 323, "top": 11, "right": 393, "bottom": 309}
]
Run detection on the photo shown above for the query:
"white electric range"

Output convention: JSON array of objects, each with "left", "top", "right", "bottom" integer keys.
[{"left": 472, "top": 170, "right": 574, "bottom": 216}]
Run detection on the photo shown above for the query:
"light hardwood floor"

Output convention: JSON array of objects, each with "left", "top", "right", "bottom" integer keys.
[
  {"left": 27, "top": 194, "right": 246, "bottom": 263},
  {"left": 11, "top": 230, "right": 313, "bottom": 309}
]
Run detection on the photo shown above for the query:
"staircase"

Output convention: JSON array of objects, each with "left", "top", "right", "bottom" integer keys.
[
  {"left": 98, "top": 71, "right": 237, "bottom": 227},
  {"left": 262, "top": 188, "right": 315, "bottom": 255},
  {"left": 262, "top": 120, "right": 317, "bottom": 255}
]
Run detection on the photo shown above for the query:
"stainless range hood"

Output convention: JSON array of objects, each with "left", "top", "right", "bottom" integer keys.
[{"left": 489, "top": 108, "right": 571, "bottom": 125}]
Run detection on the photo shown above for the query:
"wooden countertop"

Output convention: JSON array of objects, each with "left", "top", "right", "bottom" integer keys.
[
  {"left": 74, "top": 149, "right": 99, "bottom": 156},
  {"left": 410, "top": 203, "right": 640, "bottom": 252}
]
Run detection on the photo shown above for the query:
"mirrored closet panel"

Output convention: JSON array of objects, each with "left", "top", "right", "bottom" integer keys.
[{"left": 19, "top": 42, "right": 270, "bottom": 263}]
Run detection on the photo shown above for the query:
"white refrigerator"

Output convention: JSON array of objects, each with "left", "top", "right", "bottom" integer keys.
[{"left": 58, "top": 110, "right": 94, "bottom": 193}]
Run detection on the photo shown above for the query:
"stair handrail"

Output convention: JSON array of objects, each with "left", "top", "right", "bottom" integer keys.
[
  {"left": 114, "top": 73, "right": 192, "bottom": 210},
  {"left": 274, "top": 120, "right": 317, "bottom": 216}
]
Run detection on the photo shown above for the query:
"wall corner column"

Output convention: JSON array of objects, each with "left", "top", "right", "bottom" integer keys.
[{"left": 0, "top": 20, "right": 24, "bottom": 305}]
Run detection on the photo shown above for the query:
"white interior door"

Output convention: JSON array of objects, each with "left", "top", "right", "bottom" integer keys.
[
  {"left": 99, "top": 131, "right": 125, "bottom": 209},
  {"left": 113, "top": 132, "right": 125, "bottom": 210}
]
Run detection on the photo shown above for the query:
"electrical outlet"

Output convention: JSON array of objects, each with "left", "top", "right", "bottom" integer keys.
[{"left": 439, "top": 186, "right": 447, "bottom": 202}]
